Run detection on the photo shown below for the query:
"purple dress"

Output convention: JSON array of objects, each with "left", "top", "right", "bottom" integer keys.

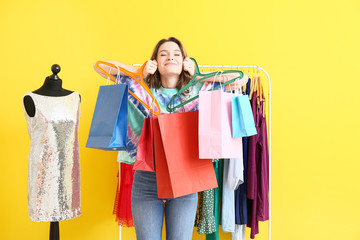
[{"left": 246, "top": 92, "right": 269, "bottom": 239}]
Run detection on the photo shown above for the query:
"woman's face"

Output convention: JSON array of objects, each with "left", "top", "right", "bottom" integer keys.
[{"left": 156, "top": 41, "right": 183, "bottom": 77}]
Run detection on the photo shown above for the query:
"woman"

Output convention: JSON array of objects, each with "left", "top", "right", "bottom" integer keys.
[{"left": 94, "top": 37, "right": 247, "bottom": 240}]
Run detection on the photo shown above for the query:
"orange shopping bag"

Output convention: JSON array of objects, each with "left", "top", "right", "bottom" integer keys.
[{"left": 154, "top": 111, "right": 218, "bottom": 198}]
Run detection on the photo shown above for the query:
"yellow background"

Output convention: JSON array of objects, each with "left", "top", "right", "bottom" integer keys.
[{"left": 1, "top": 0, "right": 359, "bottom": 239}]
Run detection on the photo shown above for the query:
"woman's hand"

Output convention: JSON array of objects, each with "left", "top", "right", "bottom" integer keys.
[
  {"left": 143, "top": 60, "right": 158, "bottom": 79},
  {"left": 183, "top": 57, "right": 195, "bottom": 77},
  {"left": 223, "top": 74, "right": 249, "bottom": 92}
]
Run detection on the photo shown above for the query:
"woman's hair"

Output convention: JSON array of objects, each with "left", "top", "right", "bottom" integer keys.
[{"left": 146, "top": 37, "right": 192, "bottom": 91}]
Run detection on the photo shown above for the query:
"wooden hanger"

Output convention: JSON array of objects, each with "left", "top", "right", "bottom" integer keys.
[
  {"left": 257, "top": 75, "right": 262, "bottom": 106},
  {"left": 261, "top": 83, "right": 266, "bottom": 118},
  {"left": 249, "top": 67, "right": 258, "bottom": 100}
]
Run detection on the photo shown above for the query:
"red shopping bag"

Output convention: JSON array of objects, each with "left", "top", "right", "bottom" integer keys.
[
  {"left": 133, "top": 117, "right": 155, "bottom": 172},
  {"left": 154, "top": 111, "right": 218, "bottom": 198}
]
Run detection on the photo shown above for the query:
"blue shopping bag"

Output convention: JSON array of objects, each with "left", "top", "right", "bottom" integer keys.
[
  {"left": 86, "top": 84, "right": 128, "bottom": 150},
  {"left": 232, "top": 95, "right": 257, "bottom": 138}
]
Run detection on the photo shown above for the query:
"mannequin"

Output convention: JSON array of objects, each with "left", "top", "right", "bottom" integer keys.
[
  {"left": 23, "top": 64, "right": 75, "bottom": 116},
  {"left": 23, "top": 64, "right": 81, "bottom": 240}
]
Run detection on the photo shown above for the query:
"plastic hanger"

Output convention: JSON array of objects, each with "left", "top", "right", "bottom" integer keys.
[
  {"left": 94, "top": 61, "right": 161, "bottom": 115},
  {"left": 166, "top": 58, "right": 244, "bottom": 112}
]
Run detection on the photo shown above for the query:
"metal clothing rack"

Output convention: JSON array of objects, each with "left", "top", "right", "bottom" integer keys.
[{"left": 118, "top": 64, "right": 271, "bottom": 240}]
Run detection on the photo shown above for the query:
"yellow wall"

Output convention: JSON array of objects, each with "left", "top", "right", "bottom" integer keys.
[{"left": 1, "top": 0, "right": 359, "bottom": 239}]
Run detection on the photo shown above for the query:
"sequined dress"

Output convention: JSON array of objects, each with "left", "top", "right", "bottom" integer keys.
[{"left": 23, "top": 92, "right": 81, "bottom": 222}]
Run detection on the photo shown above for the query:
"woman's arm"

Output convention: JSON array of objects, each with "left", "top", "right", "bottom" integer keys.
[
  {"left": 93, "top": 60, "right": 140, "bottom": 79},
  {"left": 93, "top": 60, "right": 157, "bottom": 111},
  {"left": 197, "top": 72, "right": 249, "bottom": 91},
  {"left": 94, "top": 60, "right": 156, "bottom": 80},
  {"left": 186, "top": 59, "right": 248, "bottom": 91}
]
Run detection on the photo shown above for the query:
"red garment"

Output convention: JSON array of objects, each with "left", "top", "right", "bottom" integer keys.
[
  {"left": 246, "top": 92, "right": 269, "bottom": 239},
  {"left": 113, "top": 163, "right": 135, "bottom": 227}
]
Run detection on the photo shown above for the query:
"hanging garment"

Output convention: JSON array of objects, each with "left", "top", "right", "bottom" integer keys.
[
  {"left": 195, "top": 189, "right": 216, "bottom": 234},
  {"left": 235, "top": 78, "right": 251, "bottom": 226},
  {"left": 247, "top": 91, "right": 260, "bottom": 238},
  {"left": 113, "top": 163, "right": 135, "bottom": 227},
  {"left": 247, "top": 93, "right": 269, "bottom": 239},
  {"left": 231, "top": 224, "right": 246, "bottom": 240},
  {"left": 227, "top": 157, "right": 244, "bottom": 189},
  {"left": 256, "top": 102, "right": 269, "bottom": 221},
  {"left": 235, "top": 139, "right": 248, "bottom": 225},
  {"left": 23, "top": 92, "right": 81, "bottom": 222},
  {"left": 221, "top": 159, "right": 235, "bottom": 233}
]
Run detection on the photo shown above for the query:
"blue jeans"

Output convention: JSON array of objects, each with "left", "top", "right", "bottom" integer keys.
[{"left": 131, "top": 170, "right": 198, "bottom": 240}]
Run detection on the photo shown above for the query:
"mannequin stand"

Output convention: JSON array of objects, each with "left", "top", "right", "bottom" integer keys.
[
  {"left": 24, "top": 64, "right": 79, "bottom": 240},
  {"left": 50, "top": 222, "right": 59, "bottom": 240}
]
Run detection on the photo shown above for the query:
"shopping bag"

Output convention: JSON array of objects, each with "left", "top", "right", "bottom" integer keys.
[
  {"left": 86, "top": 84, "right": 128, "bottom": 150},
  {"left": 154, "top": 111, "right": 218, "bottom": 198},
  {"left": 232, "top": 95, "right": 257, "bottom": 138},
  {"left": 133, "top": 117, "right": 155, "bottom": 171},
  {"left": 198, "top": 90, "right": 242, "bottom": 158}
]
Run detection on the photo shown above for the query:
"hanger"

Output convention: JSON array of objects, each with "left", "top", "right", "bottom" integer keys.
[
  {"left": 249, "top": 66, "right": 258, "bottom": 100},
  {"left": 166, "top": 58, "right": 244, "bottom": 112},
  {"left": 239, "top": 66, "right": 247, "bottom": 93},
  {"left": 257, "top": 76, "right": 261, "bottom": 106},
  {"left": 257, "top": 69, "right": 266, "bottom": 117},
  {"left": 94, "top": 61, "right": 161, "bottom": 115},
  {"left": 260, "top": 82, "right": 266, "bottom": 118},
  {"left": 260, "top": 78, "right": 266, "bottom": 102},
  {"left": 255, "top": 67, "right": 262, "bottom": 105}
]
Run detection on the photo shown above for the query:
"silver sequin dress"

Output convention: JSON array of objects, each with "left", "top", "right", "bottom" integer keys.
[{"left": 23, "top": 92, "right": 81, "bottom": 222}]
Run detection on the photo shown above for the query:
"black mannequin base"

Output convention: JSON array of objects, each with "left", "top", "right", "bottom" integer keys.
[{"left": 50, "top": 222, "right": 59, "bottom": 240}]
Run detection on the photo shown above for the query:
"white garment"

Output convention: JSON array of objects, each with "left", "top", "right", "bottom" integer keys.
[
  {"left": 227, "top": 141, "right": 244, "bottom": 189},
  {"left": 231, "top": 224, "right": 246, "bottom": 240},
  {"left": 221, "top": 159, "right": 235, "bottom": 232},
  {"left": 23, "top": 92, "right": 81, "bottom": 222}
]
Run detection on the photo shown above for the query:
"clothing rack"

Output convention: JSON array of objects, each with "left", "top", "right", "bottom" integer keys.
[{"left": 118, "top": 64, "right": 271, "bottom": 240}]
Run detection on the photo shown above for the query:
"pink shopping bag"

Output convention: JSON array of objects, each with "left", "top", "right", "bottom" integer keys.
[{"left": 198, "top": 90, "right": 242, "bottom": 158}]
